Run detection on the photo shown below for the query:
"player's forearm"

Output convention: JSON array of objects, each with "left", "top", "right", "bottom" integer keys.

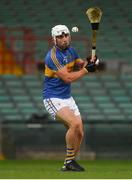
[
  {"left": 64, "top": 68, "right": 88, "bottom": 83},
  {"left": 75, "top": 59, "right": 87, "bottom": 70}
]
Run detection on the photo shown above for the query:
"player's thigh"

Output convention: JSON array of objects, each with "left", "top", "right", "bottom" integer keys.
[{"left": 56, "top": 106, "right": 83, "bottom": 128}]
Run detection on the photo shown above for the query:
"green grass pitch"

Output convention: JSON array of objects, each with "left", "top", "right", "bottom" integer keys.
[{"left": 0, "top": 159, "right": 132, "bottom": 179}]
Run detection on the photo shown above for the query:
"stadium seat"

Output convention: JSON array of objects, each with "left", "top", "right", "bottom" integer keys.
[
  {"left": 72, "top": 73, "right": 132, "bottom": 122},
  {"left": 0, "top": 75, "right": 45, "bottom": 121},
  {"left": 0, "top": 0, "right": 131, "bottom": 63},
  {"left": 0, "top": 72, "right": 132, "bottom": 123},
  {"left": 0, "top": 0, "right": 132, "bottom": 123}
]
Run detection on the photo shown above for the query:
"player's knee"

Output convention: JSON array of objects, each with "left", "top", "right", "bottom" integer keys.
[
  {"left": 72, "top": 121, "right": 84, "bottom": 138},
  {"left": 76, "top": 128, "right": 84, "bottom": 140},
  {"left": 72, "top": 121, "right": 81, "bottom": 129}
]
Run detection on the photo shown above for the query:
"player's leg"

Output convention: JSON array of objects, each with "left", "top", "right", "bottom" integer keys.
[
  {"left": 73, "top": 115, "right": 84, "bottom": 155},
  {"left": 56, "top": 107, "right": 84, "bottom": 151},
  {"left": 66, "top": 97, "right": 84, "bottom": 155},
  {"left": 56, "top": 107, "right": 85, "bottom": 171},
  {"left": 63, "top": 115, "right": 84, "bottom": 156},
  {"left": 43, "top": 98, "right": 85, "bottom": 171}
]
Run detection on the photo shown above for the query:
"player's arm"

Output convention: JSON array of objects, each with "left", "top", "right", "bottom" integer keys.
[
  {"left": 55, "top": 56, "right": 99, "bottom": 83},
  {"left": 74, "top": 58, "right": 86, "bottom": 69},
  {"left": 50, "top": 48, "right": 98, "bottom": 83},
  {"left": 55, "top": 66, "right": 88, "bottom": 83},
  {"left": 75, "top": 56, "right": 98, "bottom": 70}
]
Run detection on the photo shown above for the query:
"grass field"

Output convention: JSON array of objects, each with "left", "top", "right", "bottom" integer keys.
[{"left": 0, "top": 159, "right": 132, "bottom": 179}]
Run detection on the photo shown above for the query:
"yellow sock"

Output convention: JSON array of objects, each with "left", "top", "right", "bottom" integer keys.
[{"left": 65, "top": 147, "right": 75, "bottom": 164}]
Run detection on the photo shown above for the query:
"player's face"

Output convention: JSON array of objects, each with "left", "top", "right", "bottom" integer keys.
[{"left": 56, "top": 33, "right": 71, "bottom": 50}]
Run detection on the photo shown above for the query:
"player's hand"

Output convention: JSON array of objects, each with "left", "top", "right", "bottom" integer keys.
[
  {"left": 86, "top": 55, "right": 100, "bottom": 65},
  {"left": 84, "top": 62, "right": 96, "bottom": 72},
  {"left": 84, "top": 55, "right": 100, "bottom": 72}
]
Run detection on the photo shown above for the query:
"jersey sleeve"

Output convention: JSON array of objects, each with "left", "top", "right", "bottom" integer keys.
[{"left": 44, "top": 47, "right": 64, "bottom": 71}]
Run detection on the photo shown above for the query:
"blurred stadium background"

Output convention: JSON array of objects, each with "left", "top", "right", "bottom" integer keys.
[{"left": 0, "top": 0, "right": 132, "bottom": 161}]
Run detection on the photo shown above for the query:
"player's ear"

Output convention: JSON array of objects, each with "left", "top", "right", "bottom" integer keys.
[{"left": 52, "top": 37, "right": 56, "bottom": 45}]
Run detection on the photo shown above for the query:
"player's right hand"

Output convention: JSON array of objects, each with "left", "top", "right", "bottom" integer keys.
[{"left": 85, "top": 55, "right": 100, "bottom": 72}]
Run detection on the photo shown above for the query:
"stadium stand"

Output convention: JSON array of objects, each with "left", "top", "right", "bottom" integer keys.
[
  {"left": 0, "top": 0, "right": 132, "bottom": 123},
  {"left": 73, "top": 74, "right": 132, "bottom": 122},
  {"left": 0, "top": 0, "right": 132, "bottom": 62},
  {"left": 0, "top": 75, "right": 45, "bottom": 121},
  {"left": 0, "top": 0, "right": 132, "bottom": 159},
  {"left": 0, "top": 0, "right": 131, "bottom": 118},
  {"left": 0, "top": 39, "right": 23, "bottom": 75},
  {"left": 0, "top": 74, "right": 132, "bottom": 123}
]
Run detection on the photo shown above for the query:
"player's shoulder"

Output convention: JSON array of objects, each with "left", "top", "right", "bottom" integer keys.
[
  {"left": 44, "top": 47, "right": 62, "bottom": 67},
  {"left": 44, "top": 48, "right": 53, "bottom": 65},
  {"left": 45, "top": 48, "right": 51, "bottom": 57},
  {"left": 45, "top": 47, "right": 56, "bottom": 61}
]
